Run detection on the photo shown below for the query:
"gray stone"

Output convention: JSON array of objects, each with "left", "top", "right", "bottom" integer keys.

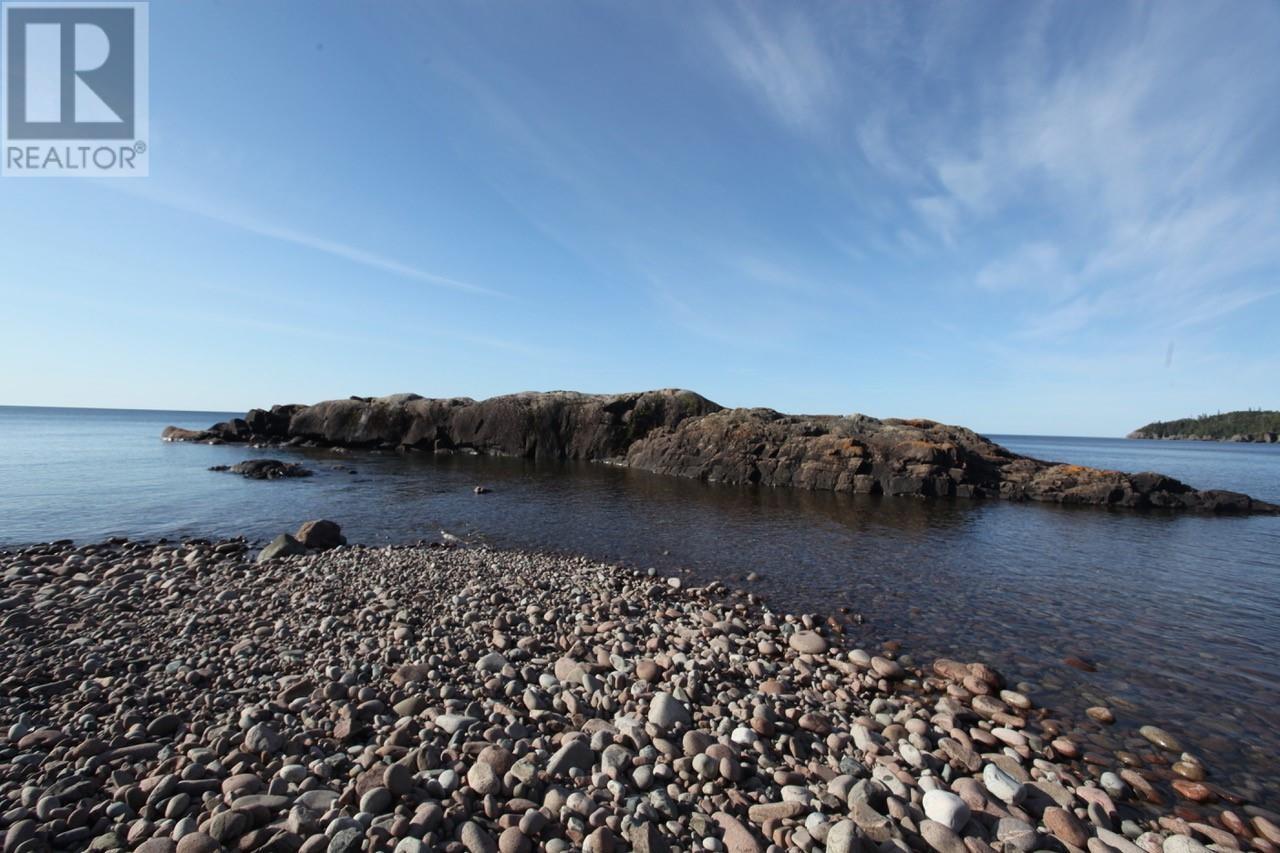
[
  {"left": 435, "top": 713, "right": 479, "bottom": 735},
  {"left": 359, "top": 786, "right": 392, "bottom": 814},
  {"left": 328, "top": 828, "right": 364, "bottom": 853},
  {"left": 476, "top": 652, "right": 509, "bottom": 673},
  {"left": 647, "top": 692, "right": 692, "bottom": 729},
  {"left": 258, "top": 534, "right": 306, "bottom": 563},
  {"left": 244, "top": 722, "right": 283, "bottom": 754},
  {"left": 547, "top": 738, "right": 594, "bottom": 776},
  {"left": 460, "top": 821, "right": 497, "bottom": 853}
]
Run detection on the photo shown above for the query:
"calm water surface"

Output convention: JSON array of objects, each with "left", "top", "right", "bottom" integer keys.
[{"left": 2, "top": 407, "right": 1278, "bottom": 806}]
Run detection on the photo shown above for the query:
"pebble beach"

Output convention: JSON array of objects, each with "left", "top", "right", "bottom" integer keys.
[{"left": 1, "top": 532, "right": 1277, "bottom": 853}]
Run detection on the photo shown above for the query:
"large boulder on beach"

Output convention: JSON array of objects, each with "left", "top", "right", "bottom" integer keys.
[
  {"left": 295, "top": 520, "right": 345, "bottom": 549},
  {"left": 257, "top": 534, "right": 306, "bottom": 563}
]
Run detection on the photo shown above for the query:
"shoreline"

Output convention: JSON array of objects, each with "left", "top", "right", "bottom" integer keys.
[
  {"left": 2, "top": 532, "right": 1276, "bottom": 853},
  {"left": 1125, "top": 435, "right": 1280, "bottom": 445}
]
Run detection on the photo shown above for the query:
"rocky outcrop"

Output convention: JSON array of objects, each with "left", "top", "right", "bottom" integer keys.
[
  {"left": 188, "top": 389, "right": 723, "bottom": 459},
  {"left": 164, "top": 390, "right": 1279, "bottom": 513},
  {"left": 622, "top": 408, "right": 1273, "bottom": 511},
  {"left": 209, "top": 459, "right": 312, "bottom": 480}
]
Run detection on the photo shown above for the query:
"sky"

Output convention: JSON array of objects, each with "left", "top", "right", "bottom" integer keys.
[{"left": 1, "top": 2, "right": 1277, "bottom": 435}]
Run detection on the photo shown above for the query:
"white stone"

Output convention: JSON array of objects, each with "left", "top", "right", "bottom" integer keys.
[
  {"left": 1163, "top": 836, "right": 1211, "bottom": 853},
  {"left": 983, "top": 763, "right": 1027, "bottom": 805},
  {"left": 922, "top": 789, "right": 970, "bottom": 833}
]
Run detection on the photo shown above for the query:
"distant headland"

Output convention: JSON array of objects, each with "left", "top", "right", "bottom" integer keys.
[
  {"left": 1127, "top": 410, "right": 1280, "bottom": 443},
  {"left": 163, "top": 390, "right": 1277, "bottom": 514}
]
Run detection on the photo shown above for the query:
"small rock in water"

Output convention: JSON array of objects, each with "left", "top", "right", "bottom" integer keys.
[
  {"left": 215, "top": 459, "right": 312, "bottom": 480},
  {"left": 1086, "top": 706, "right": 1115, "bottom": 724},
  {"left": 1171, "top": 760, "right": 1205, "bottom": 781},
  {"left": 1170, "top": 779, "right": 1214, "bottom": 802},
  {"left": 1139, "top": 725, "right": 1182, "bottom": 751}
]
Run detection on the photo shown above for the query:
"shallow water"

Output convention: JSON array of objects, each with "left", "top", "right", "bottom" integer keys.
[{"left": 2, "top": 406, "right": 1278, "bottom": 806}]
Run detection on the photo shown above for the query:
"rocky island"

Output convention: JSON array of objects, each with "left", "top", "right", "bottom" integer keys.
[
  {"left": 1127, "top": 411, "right": 1280, "bottom": 443},
  {"left": 164, "top": 390, "right": 1277, "bottom": 514}
]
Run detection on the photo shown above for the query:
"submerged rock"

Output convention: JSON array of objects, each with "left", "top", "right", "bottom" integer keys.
[{"left": 210, "top": 459, "right": 312, "bottom": 480}]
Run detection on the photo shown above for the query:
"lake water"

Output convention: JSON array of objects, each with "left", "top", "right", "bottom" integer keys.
[{"left": 2, "top": 406, "right": 1278, "bottom": 808}]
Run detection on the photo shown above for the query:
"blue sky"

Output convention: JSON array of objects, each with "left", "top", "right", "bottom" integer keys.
[{"left": 1, "top": 2, "right": 1277, "bottom": 435}]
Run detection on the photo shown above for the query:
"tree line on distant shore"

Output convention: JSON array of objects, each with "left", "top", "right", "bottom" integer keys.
[{"left": 1129, "top": 409, "right": 1280, "bottom": 440}]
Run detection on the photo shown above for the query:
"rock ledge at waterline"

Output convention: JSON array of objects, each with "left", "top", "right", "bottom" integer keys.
[{"left": 163, "top": 390, "right": 1278, "bottom": 513}]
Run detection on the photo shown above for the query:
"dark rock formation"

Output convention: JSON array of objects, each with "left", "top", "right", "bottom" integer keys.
[
  {"left": 278, "top": 389, "right": 720, "bottom": 458},
  {"left": 162, "top": 425, "right": 217, "bottom": 443},
  {"left": 164, "top": 390, "right": 1279, "bottom": 514},
  {"left": 209, "top": 460, "right": 312, "bottom": 480}
]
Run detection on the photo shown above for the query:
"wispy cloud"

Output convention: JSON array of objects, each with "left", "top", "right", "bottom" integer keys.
[
  {"left": 704, "top": 4, "right": 836, "bottom": 135},
  {"left": 106, "top": 183, "right": 502, "bottom": 296},
  {"left": 976, "top": 242, "right": 1070, "bottom": 294},
  {"left": 727, "top": 255, "right": 824, "bottom": 295},
  {"left": 834, "top": 3, "right": 1280, "bottom": 340},
  {"left": 235, "top": 219, "right": 500, "bottom": 296}
]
